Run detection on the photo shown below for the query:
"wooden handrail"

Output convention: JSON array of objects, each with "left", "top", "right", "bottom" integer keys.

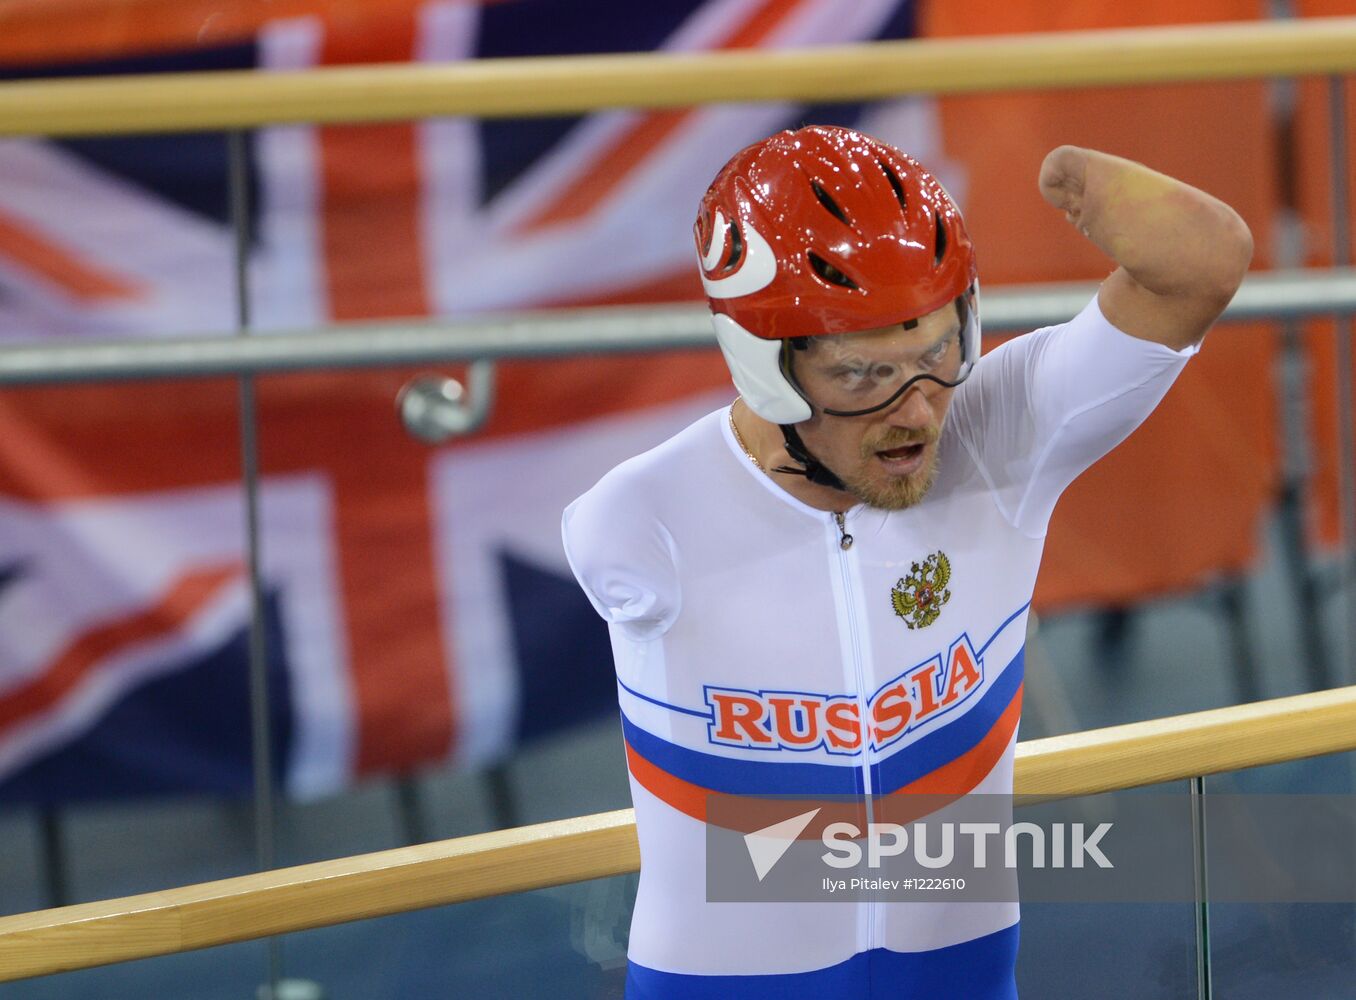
[
  {"left": 0, "top": 17, "right": 1355, "bottom": 136},
  {"left": 1, "top": 685, "right": 1353, "bottom": 982},
  {"left": 0, "top": 808, "right": 642, "bottom": 982},
  {"left": 1013, "top": 684, "right": 1356, "bottom": 798}
]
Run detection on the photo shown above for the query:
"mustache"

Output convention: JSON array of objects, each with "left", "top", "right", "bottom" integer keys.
[{"left": 862, "top": 426, "right": 939, "bottom": 457}]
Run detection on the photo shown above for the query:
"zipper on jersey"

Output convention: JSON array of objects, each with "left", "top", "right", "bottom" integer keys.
[
  {"left": 829, "top": 509, "right": 876, "bottom": 956},
  {"left": 833, "top": 511, "right": 854, "bottom": 550}
]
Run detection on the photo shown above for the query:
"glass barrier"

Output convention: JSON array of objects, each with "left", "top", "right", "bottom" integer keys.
[
  {"left": 2, "top": 942, "right": 269, "bottom": 1000},
  {"left": 0, "top": 121, "right": 242, "bottom": 345},
  {"left": 1016, "top": 783, "right": 1202, "bottom": 999},
  {"left": 0, "top": 806, "right": 44, "bottom": 916},
  {"left": 1204, "top": 751, "right": 1356, "bottom": 999},
  {"left": 271, "top": 873, "right": 637, "bottom": 1000},
  {"left": 8, "top": 753, "right": 1356, "bottom": 998},
  {"left": 0, "top": 378, "right": 259, "bottom": 911}
]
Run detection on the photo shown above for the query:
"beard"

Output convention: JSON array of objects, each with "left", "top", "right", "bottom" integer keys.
[{"left": 840, "top": 425, "right": 941, "bottom": 511}]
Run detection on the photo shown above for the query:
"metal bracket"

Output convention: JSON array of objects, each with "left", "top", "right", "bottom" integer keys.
[{"left": 396, "top": 360, "right": 496, "bottom": 442}]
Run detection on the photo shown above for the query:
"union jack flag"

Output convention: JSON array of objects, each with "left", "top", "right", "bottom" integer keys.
[{"left": 0, "top": 0, "right": 947, "bottom": 802}]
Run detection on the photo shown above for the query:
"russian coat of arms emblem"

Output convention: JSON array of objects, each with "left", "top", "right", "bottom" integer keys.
[{"left": 891, "top": 552, "right": 952, "bottom": 630}]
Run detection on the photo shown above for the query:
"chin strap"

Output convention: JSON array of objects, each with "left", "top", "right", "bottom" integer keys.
[{"left": 773, "top": 424, "right": 850, "bottom": 492}]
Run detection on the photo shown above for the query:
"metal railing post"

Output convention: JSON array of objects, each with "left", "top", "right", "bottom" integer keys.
[
  {"left": 1190, "top": 776, "right": 1213, "bottom": 1000},
  {"left": 1330, "top": 76, "right": 1356, "bottom": 688},
  {"left": 228, "top": 128, "right": 283, "bottom": 996}
]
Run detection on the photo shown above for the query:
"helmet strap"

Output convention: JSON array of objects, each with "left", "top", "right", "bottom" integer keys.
[{"left": 774, "top": 424, "right": 850, "bottom": 493}]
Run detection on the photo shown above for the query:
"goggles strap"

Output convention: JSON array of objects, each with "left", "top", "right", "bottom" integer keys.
[{"left": 774, "top": 424, "right": 850, "bottom": 492}]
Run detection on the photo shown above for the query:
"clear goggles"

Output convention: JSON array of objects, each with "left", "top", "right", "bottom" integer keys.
[{"left": 781, "top": 290, "right": 978, "bottom": 418}]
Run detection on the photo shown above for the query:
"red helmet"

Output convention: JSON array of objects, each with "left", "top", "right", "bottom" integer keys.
[{"left": 695, "top": 125, "right": 979, "bottom": 425}]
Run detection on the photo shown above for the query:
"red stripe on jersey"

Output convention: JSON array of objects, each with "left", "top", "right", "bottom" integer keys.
[{"left": 888, "top": 683, "right": 1023, "bottom": 797}]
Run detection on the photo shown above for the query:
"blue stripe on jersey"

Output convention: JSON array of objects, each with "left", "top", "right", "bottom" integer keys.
[
  {"left": 622, "top": 714, "right": 863, "bottom": 797},
  {"left": 625, "top": 922, "right": 1019, "bottom": 999},
  {"left": 620, "top": 646, "right": 1022, "bottom": 800},
  {"left": 872, "top": 646, "right": 1025, "bottom": 796},
  {"left": 978, "top": 602, "right": 1031, "bottom": 659},
  {"left": 614, "top": 601, "right": 1029, "bottom": 722},
  {"left": 617, "top": 675, "right": 714, "bottom": 720}
]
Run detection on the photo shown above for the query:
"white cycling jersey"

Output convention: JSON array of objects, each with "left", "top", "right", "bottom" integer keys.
[{"left": 562, "top": 296, "right": 1196, "bottom": 999}]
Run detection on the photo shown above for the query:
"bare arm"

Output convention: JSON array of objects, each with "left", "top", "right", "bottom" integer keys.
[{"left": 1038, "top": 146, "right": 1254, "bottom": 352}]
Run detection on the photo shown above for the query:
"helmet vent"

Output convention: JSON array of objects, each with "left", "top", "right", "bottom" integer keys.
[
  {"left": 878, "top": 159, "right": 907, "bottom": 212},
  {"left": 807, "top": 252, "right": 859, "bottom": 290},
  {"left": 722, "top": 220, "right": 744, "bottom": 273},
  {"left": 933, "top": 211, "right": 948, "bottom": 267},
  {"left": 810, "top": 181, "right": 851, "bottom": 225}
]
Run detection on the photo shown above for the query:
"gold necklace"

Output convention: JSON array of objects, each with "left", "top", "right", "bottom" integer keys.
[{"left": 729, "top": 403, "right": 764, "bottom": 472}]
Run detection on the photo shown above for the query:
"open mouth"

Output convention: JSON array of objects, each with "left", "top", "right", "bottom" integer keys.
[{"left": 876, "top": 443, "right": 925, "bottom": 462}]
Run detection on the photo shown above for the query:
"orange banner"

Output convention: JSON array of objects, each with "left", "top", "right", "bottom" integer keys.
[
  {"left": 921, "top": 0, "right": 1279, "bottom": 610},
  {"left": 1295, "top": 0, "right": 1356, "bottom": 551},
  {"left": 0, "top": 0, "right": 489, "bottom": 66}
]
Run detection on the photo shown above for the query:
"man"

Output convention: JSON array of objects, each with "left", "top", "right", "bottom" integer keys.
[{"left": 562, "top": 126, "right": 1251, "bottom": 998}]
